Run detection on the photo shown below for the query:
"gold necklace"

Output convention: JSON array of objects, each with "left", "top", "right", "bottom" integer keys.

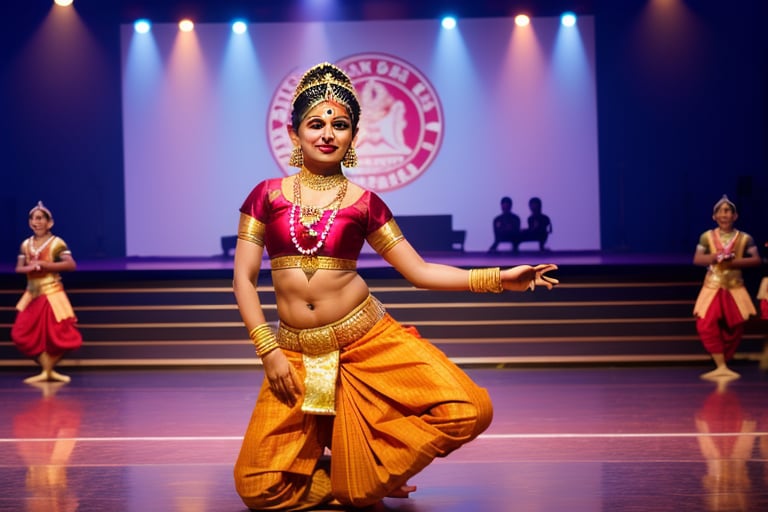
[
  {"left": 290, "top": 176, "right": 348, "bottom": 281},
  {"left": 290, "top": 176, "right": 348, "bottom": 254},
  {"left": 300, "top": 194, "right": 343, "bottom": 230},
  {"left": 717, "top": 228, "right": 735, "bottom": 241},
  {"left": 298, "top": 167, "right": 347, "bottom": 191}
]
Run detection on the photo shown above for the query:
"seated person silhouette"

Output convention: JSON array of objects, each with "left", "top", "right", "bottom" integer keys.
[
  {"left": 515, "top": 197, "right": 552, "bottom": 252},
  {"left": 488, "top": 196, "right": 521, "bottom": 253}
]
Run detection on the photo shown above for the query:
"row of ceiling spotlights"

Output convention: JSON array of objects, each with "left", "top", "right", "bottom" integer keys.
[
  {"left": 133, "top": 13, "right": 578, "bottom": 34},
  {"left": 52, "top": 1, "right": 579, "bottom": 28}
]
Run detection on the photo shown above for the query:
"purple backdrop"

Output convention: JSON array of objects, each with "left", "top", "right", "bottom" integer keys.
[{"left": 121, "top": 17, "right": 598, "bottom": 256}]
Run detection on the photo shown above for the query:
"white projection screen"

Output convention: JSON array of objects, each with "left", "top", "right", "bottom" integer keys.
[{"left": 121, "top": 17, "right": 599, "bottom": 256}]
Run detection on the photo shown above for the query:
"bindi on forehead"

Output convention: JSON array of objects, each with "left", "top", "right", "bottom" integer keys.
[{"left": 314, "top": 100, "right": 347, "bottom": 118}]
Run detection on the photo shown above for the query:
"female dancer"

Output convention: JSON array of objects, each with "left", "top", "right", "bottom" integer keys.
[
  {"left": 233, "top": 62, "right": 558, "bottom": 510},
  {"left": 693, "top": 195, "right": 761, "bottom": 379},
  {"left": 12, "top": 201, "right": 83, "bottom": 383}
]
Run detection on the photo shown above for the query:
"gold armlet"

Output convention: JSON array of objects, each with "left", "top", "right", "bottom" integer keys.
[
  {"left": 469, "top": 267, "right": 504, "bottom": 293},
  {"left": 238, "top": 213, "right": 266, "bottom": 246},
  {"left": 367, "top": 219, "right": 404, "bottom": 254},
  {"left": 249, "top": 323, "right": 279, "bottom": 357}
]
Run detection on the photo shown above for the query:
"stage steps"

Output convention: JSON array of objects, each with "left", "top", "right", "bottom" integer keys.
[{"left": 1, "top": 265, "right": 766, "bottom": 367}]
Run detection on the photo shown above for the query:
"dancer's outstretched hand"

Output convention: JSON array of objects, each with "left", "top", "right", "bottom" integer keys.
[{"left": 501, "top": 264, "right": 559, "bottom": 292}]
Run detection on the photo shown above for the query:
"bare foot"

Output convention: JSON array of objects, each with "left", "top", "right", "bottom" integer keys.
[
  {"left": 387, "top": 483, "right": 417, "bottom": 498},
  {"left": 23, "top": 371, "right": 49, "bottom": 384},
  {"left": 701, "top": 367, "right": 740, "bottom": 380},
  {"left": 47, "top": 370, "right": 71, "bottom": 383}
]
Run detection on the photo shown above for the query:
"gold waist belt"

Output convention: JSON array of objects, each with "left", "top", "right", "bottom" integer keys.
[
  {"left": 704, "top": 269, "right": 744, "bottom": 289},
  {"left": 276, "top": 295, "right": 386, "bottom": 416},
  {"left": 26, "top": 275, "right": 63, "bottom": 297},
  {"left": 277, "top": 295, "right": 385, "bottom": 355}
]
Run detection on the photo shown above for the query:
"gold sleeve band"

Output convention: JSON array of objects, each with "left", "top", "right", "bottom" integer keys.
[
  {"left": 249, "top": 323, "right": 279, "bottom": 358},
  {"left": 238, "top": 213, "right": 265, "bottom": 246},
  {"left": 367, "top": 218, "right": 404, "bottom": 255},
  {"left": 469, "top": 267, "right": 504, "bottom": 293}
]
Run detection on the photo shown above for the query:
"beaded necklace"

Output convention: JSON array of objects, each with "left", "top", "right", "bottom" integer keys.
[
  {"left": 290, "top": 173, "right": 348, "bottom": 280},
  {"left": 28, "top": 235, "right": 54, "bottom": 260}
]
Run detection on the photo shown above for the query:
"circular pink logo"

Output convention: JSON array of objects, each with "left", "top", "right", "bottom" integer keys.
[{"left": 266, "top": 53, "right": 444, "bottom": 192}]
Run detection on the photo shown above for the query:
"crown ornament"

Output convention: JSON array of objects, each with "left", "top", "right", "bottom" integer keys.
[
  {"left": 29, "top": 200, "right": 53, "bottom": 219},
  {"left": 290, "top": 62, "right": 361, "bottom": 128},
  {"left": 292, "top": 63, "right": 358, "bottom": 105},
  {"left": 713, "top": 194, "right": 736, "bottom": 213}
]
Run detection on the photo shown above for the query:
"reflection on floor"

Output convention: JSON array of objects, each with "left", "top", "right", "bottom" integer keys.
[{"left": 0, "top": 364, "right": 766, "bottom": 512}]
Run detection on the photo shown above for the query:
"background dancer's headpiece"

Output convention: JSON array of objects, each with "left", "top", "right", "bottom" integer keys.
[
  {"left": 291, "top": 62, "right": 361, "bottom": 132},
  {"left": 712, "top": 194, "right": 736, "bottom": 213},
  {"left": 28, "top": 200, "right": 53, "bottom": 220}
]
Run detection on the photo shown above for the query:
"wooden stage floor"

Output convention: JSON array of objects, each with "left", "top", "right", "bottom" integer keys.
[{"left": 1, "top": 364, "right": 767, "bottom": 512}]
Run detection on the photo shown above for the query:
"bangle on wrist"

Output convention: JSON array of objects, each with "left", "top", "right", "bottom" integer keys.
[
  {"left": 468, "top": 267, "right": 504, "bottom": 293},
  {"left": 248, "top": 323, "right": 279, "bottom": 358}
]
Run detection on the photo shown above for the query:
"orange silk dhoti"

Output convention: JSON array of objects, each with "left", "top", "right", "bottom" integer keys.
[{"left": 234, "top": 311, "right": 493, "bottom": 510}]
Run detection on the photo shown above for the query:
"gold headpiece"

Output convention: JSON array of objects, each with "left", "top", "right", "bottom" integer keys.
[
  {"left": 29, "top": 200, "right": 53, "bottom": 219},
  {"left": 292, "top": 62, "right": 358, "bottom": 105},
  {"left": 291, "top": 62, "right": 361, "bottom": 126},
  {"left": 713, "top": 194, "right": 736, "bottom": 213}
]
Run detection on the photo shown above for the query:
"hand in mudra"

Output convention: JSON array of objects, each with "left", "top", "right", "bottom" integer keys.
[{"left": 501, "top": 264, "right": 559, "bottom": 292}]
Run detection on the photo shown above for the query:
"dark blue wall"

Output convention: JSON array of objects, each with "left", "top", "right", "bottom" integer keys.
[
  {"left": 1, "top": 3, "right": 125, "bottom": 260},
  {"left": 596, "top": 0, "right": 767, "bottom": 253},
  {"left": 2, "top": 1, "right": 766, "bottom": 260}
]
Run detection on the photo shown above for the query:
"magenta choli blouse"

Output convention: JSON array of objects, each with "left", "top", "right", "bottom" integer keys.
[{"left": 239, "top": 178, "right": 397, "bottom": 260}]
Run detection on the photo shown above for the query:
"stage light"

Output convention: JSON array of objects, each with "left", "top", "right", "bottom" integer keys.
[
  {"left": 134, "top": 19, "right": 151, "bottom": 34},
  {"left": 54, "top": 0, "right": 74, "bottom": 6},
  {"left": 561, "top": 12, "right": 577, "bottom": 27},
  {"left": 515, "top": 15, "right": 530, "bottom": 27},
  {"left": 232, "top": 20, "right": 248, "bottom": 34},
  {"left": 441, "top": 16, "right": 457, "bottom": 30},
  {"left": 179, "top": 19, "right": 194, "bottom": 32}
]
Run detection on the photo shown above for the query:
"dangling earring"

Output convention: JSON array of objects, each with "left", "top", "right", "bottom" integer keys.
[
  {"left": 289, "top": 146, "right": 303, "bottom": 168},
  {"left": 342, "top": 146, "right": 358, "bottom": 168}
]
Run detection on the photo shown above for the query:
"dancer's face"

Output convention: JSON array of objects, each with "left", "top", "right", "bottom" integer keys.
[
  {"left": 712, "top": 204, "right": 737, "bottom": 231},
  {"left": 289, "top": 101, "right": 356, "bottom": 171},
  {"left": 28, "top": 210, "right": 53, "bottom": 237}
]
